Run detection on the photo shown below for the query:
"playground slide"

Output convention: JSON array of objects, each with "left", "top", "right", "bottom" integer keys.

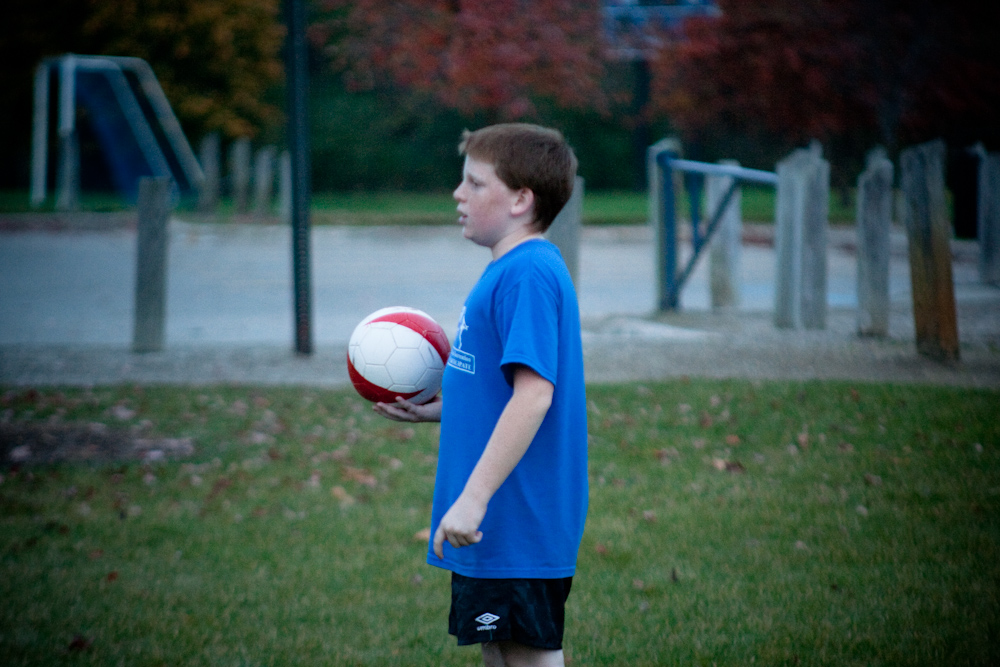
[{"left": 31, "top": 54, "right": 204, "bottom": 205}]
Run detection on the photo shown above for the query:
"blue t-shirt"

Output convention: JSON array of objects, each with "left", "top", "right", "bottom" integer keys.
[{"left": 429, "top": 239, "right": 589, "bottom": 579}]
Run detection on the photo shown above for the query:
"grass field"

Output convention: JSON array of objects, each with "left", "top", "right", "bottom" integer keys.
[
  {"left": 1, "top": 380, "right": 997, "bottom": 665},
  {"left": 1, "top": 186, "right": 858, "bottom": 226}
]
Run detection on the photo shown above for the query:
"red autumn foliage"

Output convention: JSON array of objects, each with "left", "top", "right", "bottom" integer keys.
[
  {"left": 649, "top": 0, "right": 1000, "bottom": 152},
  {"left": 318, "top": 0, "right": 608, "bottom": 119}
]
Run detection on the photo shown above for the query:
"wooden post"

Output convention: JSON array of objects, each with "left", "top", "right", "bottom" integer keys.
[
  {"left": 801, "top": 142, "right": 830, "bottom": 329},
  {"left": 900, "top": 139, "right": 959, "bottom": 361},
  {"left": 133, "top": 177, "right": 172, "bottom": 353},
  {"left": 279, "top": 150, "right": 292, "bottom": 225},
  {"left": 856, "top": 147, "right": 894, "bottom": 337},
  {"left": 30, "top": 63, "right": 50, "bottom": 208},
  {"left": 547, "top": 176, "right": 584, "bottom": 287},
  {"left": 979, "top": 151, "right": 1000, "bottom": 285},
  {"left": 230, "top": 137, "right": 251, "bottom": 215},
  {"left": 774, "top": 143, "right": 829, "bottom": 329},
  {"left": 707, "top": 159, "right": 742, "bottom": 309},
  {"left": 197, "top": 133, "right": 220, "bottom": 213},
  {"left": 254, "top": 145, "right": 277, "bottom": 218}
]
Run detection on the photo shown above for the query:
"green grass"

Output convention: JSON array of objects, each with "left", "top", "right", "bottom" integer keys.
[
  {"left": 1, "top": 380, "right": 998, "bottom": 665},
  {"left": 1, "top": 187, "right": 858, "bottom": 226}
]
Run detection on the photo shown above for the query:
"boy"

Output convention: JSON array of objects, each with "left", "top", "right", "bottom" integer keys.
[{"left": 374, "top": 123, "right": 588, "bottom": 667}]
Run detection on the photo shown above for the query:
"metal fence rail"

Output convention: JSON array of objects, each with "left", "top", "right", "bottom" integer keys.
[{"left": 655, "top": 151, "right": 777, "bottom": 310}]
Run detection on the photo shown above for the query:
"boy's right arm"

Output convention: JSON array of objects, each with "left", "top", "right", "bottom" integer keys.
[{"left": 372, "top": 395, "right": 442, "bottom": 423}]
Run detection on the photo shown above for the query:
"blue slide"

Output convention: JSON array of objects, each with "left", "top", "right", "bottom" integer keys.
[{"left": 32, "top": 55, "right": 204, "bottom": 204}]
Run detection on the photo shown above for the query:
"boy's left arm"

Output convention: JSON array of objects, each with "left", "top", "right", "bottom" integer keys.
[{"left": 432, "top": 364, "right": 553, "bottom": 559}]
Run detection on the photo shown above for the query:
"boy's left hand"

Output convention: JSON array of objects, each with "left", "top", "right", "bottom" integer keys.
[
  {"left": 373, "top": 395, "right": 442, "bottom": 423},
  {"left": 433, "top": 493, "right": 486, "bottom": 559}
]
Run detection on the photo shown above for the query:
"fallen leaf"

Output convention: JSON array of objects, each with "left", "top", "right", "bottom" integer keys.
[
  {"left": 68, "top": 635, "right": 92, "bottom": 651},
  {"left": 331, "top": 486, "right": 356, "bottom": 507},
  {"left": 654, "top": 448, "right": 678, "bottom": 464},
  {"left": 797, "top": 429, "right": 810, "bottom": 449},
  {"left": 248, "top": 431, "right": 273, "bottom": 445},
  {"left": 207, "top": 477, "right": 232, "bottom": 500},
  {"left": 864, "top": 473, "right": 882, "bottom": 487},
  {"left": 413, "top": 527, "right": 431, "bottom": 542},
  {"left": 390, "top": 427, "right": 416, "bottom": 441},
  {"left": 105, "top": 571, "right": 119, "bottom": 583},
  {"left": 110, "top": 404, "right": 136, "bottom": 420},
  {"left": 10, "top": 445, "right": 31, "bottom": 462},
  {"left": 725, "top": 434, "right": 741, "bottom": 446},
  {"left": 344, "top": 467, "right": 377, "bottom": 488},
  {"left": 711, "top": 458, "right": 745, "bottom": 473}
]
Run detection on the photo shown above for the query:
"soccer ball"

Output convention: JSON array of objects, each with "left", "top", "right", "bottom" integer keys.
[{"left": 347, "top": 306, "right": 451, "bottom": 405}]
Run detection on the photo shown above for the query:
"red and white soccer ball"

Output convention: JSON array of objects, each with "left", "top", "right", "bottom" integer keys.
[{"left": 347, "top": 306, "right": 451, "bottom": 405}]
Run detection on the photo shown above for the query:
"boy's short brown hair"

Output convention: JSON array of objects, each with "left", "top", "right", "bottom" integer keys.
[{"left": 459, "top": 123, "right": 578, "bottom": 232}]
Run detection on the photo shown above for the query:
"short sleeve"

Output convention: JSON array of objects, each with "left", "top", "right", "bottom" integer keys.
[{"left": 493, "top": 265, "right": 559, "bottom": 386}]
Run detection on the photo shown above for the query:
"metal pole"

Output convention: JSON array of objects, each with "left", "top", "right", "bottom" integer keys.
[
  {"left": 285, "top": 0, "right": 313, "bottom": 355},
  {"left": 658, "top": 151, "right": 679, "bottom": 310}
]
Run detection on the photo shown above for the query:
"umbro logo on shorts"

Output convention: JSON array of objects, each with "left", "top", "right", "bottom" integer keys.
[{"left": 475, "top": 612, "right": 500, "bottom": 631}]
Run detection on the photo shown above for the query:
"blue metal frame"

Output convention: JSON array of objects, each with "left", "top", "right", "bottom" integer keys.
[{"left": 656, "top": 152, "right": 778, "bottom": 310}]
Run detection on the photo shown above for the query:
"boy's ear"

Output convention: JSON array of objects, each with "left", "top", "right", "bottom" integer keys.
[{"left": 510, "top": 187, "right": 535, "bottom": 219}]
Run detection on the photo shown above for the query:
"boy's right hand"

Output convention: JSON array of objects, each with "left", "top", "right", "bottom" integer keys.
[{"left": 372, "top": 395, "right": 442, "bottom": 423}]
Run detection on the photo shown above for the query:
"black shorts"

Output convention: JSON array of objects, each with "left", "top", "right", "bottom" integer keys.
[{"left": 448, "top": 572, "right": 573, "bottom": 650}]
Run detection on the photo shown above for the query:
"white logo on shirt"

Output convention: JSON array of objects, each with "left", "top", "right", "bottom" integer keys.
[
  {"left": 455, "top": 307, "right": 469, "bottom": 350},
  {"left": 448, "top": 307, "right": 476, "bottom": 374}
]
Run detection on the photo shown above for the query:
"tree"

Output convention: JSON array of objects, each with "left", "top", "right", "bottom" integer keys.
[
  {"left": 79, "top": 0, "right": 287, "bottom": 140},
  {"left": 0, "top": 0, "right": 286, "bottom": 187},
  {"left": 317, "top": 0, "right": 608, "bottom": 120},
  {"left": 649, "top": 0, "right": 1000, "bottom": 166}
]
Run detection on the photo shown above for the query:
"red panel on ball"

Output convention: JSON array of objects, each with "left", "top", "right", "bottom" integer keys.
[
  {"left": 370, "top": 311, "right": 451, "bottom": 364},
  {"left": 346, "top": 356, "right": 421, "bottom": 403}
]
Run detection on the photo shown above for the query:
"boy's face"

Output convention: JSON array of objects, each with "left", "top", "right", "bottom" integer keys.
[{"left": 453, "top": 156, "right": 529, "bottom": 251}]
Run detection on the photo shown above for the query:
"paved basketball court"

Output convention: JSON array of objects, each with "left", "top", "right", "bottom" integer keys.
[{"left": 1, "top": 218, "right": 997, "bottom": 387}]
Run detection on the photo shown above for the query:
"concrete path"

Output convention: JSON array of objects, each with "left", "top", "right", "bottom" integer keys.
[{"left": 1, "top": 217, "right": 997, "bottom": 388}]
